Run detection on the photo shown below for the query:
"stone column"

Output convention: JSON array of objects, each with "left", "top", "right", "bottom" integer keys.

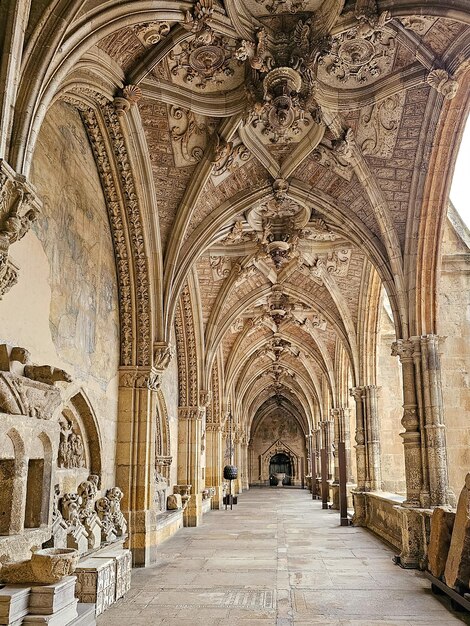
[
  {"left": 177, "top": 406, "right": 203, "bottom": 527},
  {"left": 392, "top": 340, "right": 425, "bottom": 507},
  {"left": 233, "top": 428, "right": 243, "bottom": 494},
  {"left": 364, "top": 385, "right": 382, "bottom": 491},
  {"left": 331, "top": 408, "right": 340, "bottom": 509},
  {"left": 205, "top": 423, "right": 223, "bottom": 509},
  {"left": 414, "top": 335, "right": 453, "bottom": 507},
  {"left": 350, "top": 387, "right": 367, "bottom": 525},
  {"left": 340, "top": 406, "right": 354, "bottom": 483},
  {"left": 116, "top": 367, "right": 159, "bottom": 566},
  {"left": 350, "top": 387, "right": 367, "bottom": 491},
  {"left": 241, "top": 435, "right": 249, "bottom": 490},
  {"left": 0, "top": 0, "right": 31, "bottom": 157}
]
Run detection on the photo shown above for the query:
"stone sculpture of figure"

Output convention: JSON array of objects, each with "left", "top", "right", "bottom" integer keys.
[
  {"left": 61, "top": 493, "right": 81, "bottom": 526},
  {"left": 155, "top": 470, "right": 167, "bottom": 513},
  {"left": 77, "top": 477, "right": 97, "bottom": 515},
  {"left": 58, "top": 416, "right": 86, "bottom": 469},
  {"left": 96, "top": 496, "right": 117, "bottom": 542},
  {"left": 107, "top": 487, "right": 127, "bottom": 536}
]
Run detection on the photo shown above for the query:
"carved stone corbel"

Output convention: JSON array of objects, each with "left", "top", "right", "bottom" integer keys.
[
  {"left": 113, "top": 85, "right": 143, "bottom": 117},
  {"left": 0, "top": 160, "right": 42, "bottom": 299},
  {"left": 426, "top": 69, "right": 459, "bottom": 100}
]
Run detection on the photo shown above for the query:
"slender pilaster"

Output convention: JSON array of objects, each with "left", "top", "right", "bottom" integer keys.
[
  {"left": 177, "top": 406, "right": 203, "bottom": 526},
  {"left": 117, "top": 368, "right": 158, "bottom": 566},
  {"left": 205, "top": 423, "right": 223, "bottom": 509}
]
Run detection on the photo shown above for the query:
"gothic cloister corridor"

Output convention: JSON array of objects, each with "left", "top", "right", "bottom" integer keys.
[{"left": 98, "top": 488, "right": 469, "bottom": 625}]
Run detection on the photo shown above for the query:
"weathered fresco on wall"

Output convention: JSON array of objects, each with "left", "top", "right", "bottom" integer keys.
[{"left": 31, "top": 101, "right": 119, "bottom": 386}]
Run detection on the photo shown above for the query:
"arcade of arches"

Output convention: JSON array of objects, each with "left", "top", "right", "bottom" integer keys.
[{"left": 0, "top": 0, "right": 469, "bottom": 622}]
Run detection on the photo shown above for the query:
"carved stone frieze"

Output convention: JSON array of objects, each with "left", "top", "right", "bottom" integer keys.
[
  {"left": 175, "top": 285, "right": 198, "bottom": 406},
  {"left": 102, "top": 105, "right": 151, "bottom": 366}
]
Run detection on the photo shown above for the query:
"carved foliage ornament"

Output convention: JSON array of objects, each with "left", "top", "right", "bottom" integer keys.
[
  {"left": 253, "top": 0, "right": 308, "bottom": 14},
  {"left": 211, "top": 136, "right": 251, "bottom": 178},
  {"left": 169, "top": 31, "right": 241, "bottom": 89},
  {"left": 317, "top": 10, "right": 395, "bottom": 85},
  {"left": 169, "top": 105, "right": 216, "bottom": 166}
]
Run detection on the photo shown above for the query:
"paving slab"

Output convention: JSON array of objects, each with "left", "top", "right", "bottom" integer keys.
[{"left": 97, "top": 488, "right": 470, "bottom": 625}]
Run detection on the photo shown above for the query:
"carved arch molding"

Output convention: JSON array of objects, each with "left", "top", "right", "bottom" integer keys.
[{"left": 59, "top": 90, "right": 151, "bottom": 367}]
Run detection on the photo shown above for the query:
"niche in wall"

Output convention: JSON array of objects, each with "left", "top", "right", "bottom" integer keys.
[
  {"left": 24, "top": 459, "right": 45, "bottom": 528},
  {"left": 0, "top": 459, "right": 16, "bottom": 534}
]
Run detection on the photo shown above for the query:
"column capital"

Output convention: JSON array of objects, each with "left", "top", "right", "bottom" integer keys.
[
  {"left": 178, "top": 406, "right": 203, "bottom": 420},
  {"left": 349, "top": 386, "right": 364, "bottom": 401},
  {"left": 391, "top": 339, "right": 414, "bottom": 362}
]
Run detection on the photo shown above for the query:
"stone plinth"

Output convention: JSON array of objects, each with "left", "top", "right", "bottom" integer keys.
[
  {"left": 93, "top": 548, "right": 131, "bottom": 601},
  {"left": 155, "top": 510, "right": 183, "bottom": 546},
  {"left": 428, "top": 507, "right": 455, "bottom": 578},
  {"left": 0, "top": 585, "right": 30, "bottom": 625},
  {"left": 69, "top": 604, "right": 96, "bottom": 626},
  {"left": 444, "top": 474, "right": 470, "bottom": 591},
  {"left": 29, "top": 576, "right": 77, "bottom": 615},
  {"left": 23, "top": 599, "right": 78, "bottom": 625},
  {"left": 74, "top": 558, "right": 115, "bottom": 616}
]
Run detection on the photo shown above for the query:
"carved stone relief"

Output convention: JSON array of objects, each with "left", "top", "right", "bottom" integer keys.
[
  {"left": 58, "top": 414, "right": 86, "bottom": 469},
  {"left": 211, "top": 136, "right": 251, "bottom": 185},
  {"left": 0, "top": 345, "right": 71, "bottom": 420},
  {"left": 356, "top": 93, "right": 405, "bottom": 158},
  {"left": 169, "top": 105, "right": 217, "bottom": 166},
  {"left": 317, "top": 11, "right": 395, "bottom": 86},
  {"left": 0, "top": 160, "right": 41, "bottom": 299},
  {"left": 168, "top": 33, "right": 241, "bottom": 90}
]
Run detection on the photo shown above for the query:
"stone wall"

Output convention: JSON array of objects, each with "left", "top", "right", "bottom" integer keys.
[
  {"left": 249, "top": 410, "right": 307, "bottom": 485},
  {"left": 0, "top": 101, "right": 120, "bottom": 488},
  {"left": 438, "top": 211, "right": 470, "bottom": 498},
  {"left": 376, "top": 296, "right": 406, "bottom": 494}
]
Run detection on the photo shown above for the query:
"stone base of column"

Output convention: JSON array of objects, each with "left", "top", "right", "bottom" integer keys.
[
  {"left": 210, "top": 485, "right": 224, "bottom": 510},
  {"left": 394, "top": 505, "right": 430, "bottom": 570},
  {"left": 183, "top": 493, "right": 202, "bottom": 527},
  {"left": 126, "top": 509, "right": 159, "bottom": 567},
  {"left": 352, "top": 490, "right": 367, "bottom": 526},
  {"left": 331, "top": 483, "right": 339, "bottom": 510}
]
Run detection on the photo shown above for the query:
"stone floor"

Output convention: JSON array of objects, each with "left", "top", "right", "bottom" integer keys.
[{"left": 98, "top": 488, "right": 470, "bottom": 625}]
